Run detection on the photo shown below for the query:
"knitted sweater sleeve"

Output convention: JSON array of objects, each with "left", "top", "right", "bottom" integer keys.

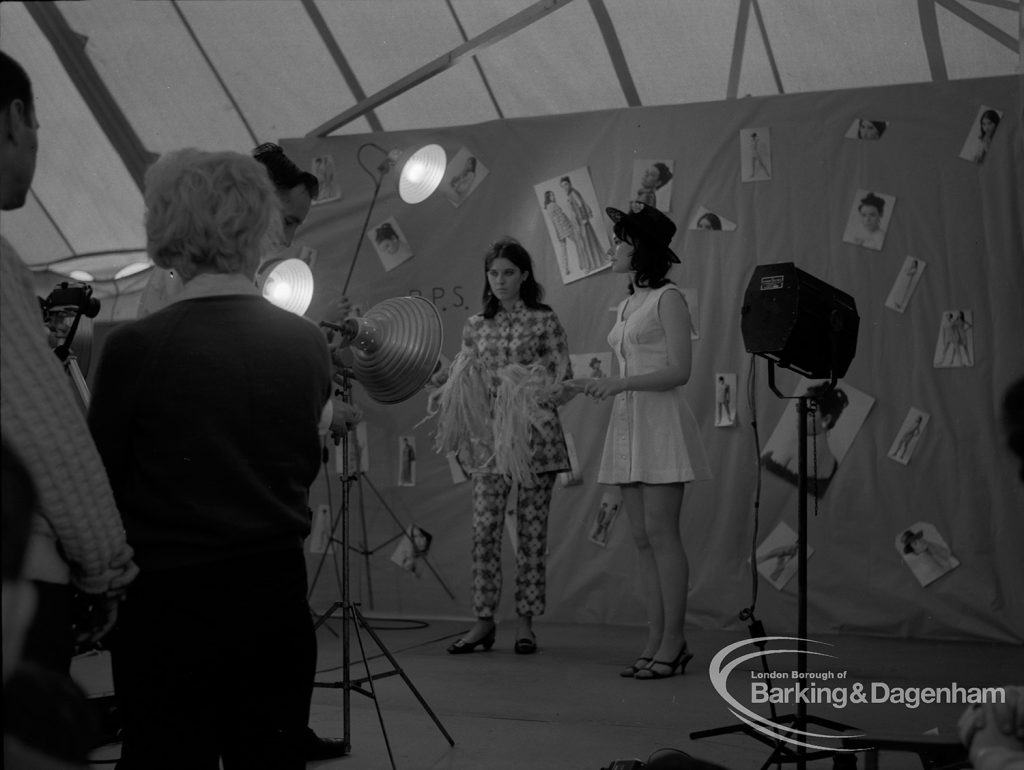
[{"left": 0, "top": 241, "right": 128, "bottom": 583}]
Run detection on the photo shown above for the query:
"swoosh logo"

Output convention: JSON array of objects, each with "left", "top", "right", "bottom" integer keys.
[{"left": 708, "top": 636, "right": 864, "bottom": 752}]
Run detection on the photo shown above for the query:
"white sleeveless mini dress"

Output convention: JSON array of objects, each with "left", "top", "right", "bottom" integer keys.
[{"left": 597, "top": 284, "right": 712, "bottom": 485}]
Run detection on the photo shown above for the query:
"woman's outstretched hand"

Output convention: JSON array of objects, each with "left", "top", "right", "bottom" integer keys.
[{"left": 578, "top": 377, "right": 628, "bottom": 401}]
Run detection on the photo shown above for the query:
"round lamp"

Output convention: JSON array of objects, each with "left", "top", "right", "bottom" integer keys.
[
  {"left": 398, "top": 144, "right": 447, "bottom": 204},
  {"left": 257, "top": 258, "right": 314, "bottom": 316},
  {"left": 339, "top": 296, "right": 443, "bottom": 404}
]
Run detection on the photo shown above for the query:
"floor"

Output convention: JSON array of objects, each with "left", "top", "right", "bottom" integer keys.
[{"left": 79, "top": 615, "right": 1022, "bottom": 770}]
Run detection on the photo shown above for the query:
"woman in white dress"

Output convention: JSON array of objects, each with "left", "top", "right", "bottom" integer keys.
[{"left": 576, "top": 203, "right": 711, "bottom": 680}]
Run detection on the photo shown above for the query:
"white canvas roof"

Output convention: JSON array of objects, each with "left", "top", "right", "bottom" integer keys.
[{"left": 0, "top": 0, "right": 1018, "bottom": 284}]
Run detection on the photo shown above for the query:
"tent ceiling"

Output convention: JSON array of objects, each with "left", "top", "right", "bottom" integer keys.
[{"left": 0, "top": 0, "right": 1018, "bottom": 280}]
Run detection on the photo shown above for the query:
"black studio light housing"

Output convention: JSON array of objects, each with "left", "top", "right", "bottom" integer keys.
[{"left": 740, "top": 262, "right": 859, "bottom": 380}]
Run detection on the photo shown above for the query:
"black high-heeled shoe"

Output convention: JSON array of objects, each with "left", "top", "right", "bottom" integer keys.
[
  {"left": 619, "top": 657, "right": 653, "bottom": 678},
  {"left": 446, "top": 625, "right": 496, "bottom": 655},
  {"left": 513, "top": 632, "right": 538, "bottom": 655},
  {"left": 634, "top": 644, "right": 693, "bottom": 680}
]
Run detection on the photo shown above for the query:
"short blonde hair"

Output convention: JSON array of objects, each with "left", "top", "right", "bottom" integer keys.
[{"left": 145, "top": 148, "right": 282, "bottom": 280}]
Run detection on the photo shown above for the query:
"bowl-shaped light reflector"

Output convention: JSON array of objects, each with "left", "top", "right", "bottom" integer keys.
[
  {"left": 259, "top": 258, "right": 314, "bottom": 316},
  {"left": 398, "top": 144, "right": 447, "bottom": 204},
  {"left": 347, "top": 296, "right": 443, "bottom": 404}
]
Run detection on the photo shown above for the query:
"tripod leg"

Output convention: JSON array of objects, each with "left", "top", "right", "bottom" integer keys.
[
  {"left": 359, "top": 473, "right": 458, "bottom": 602},
  {"left": 349, "top": 608, "right": 398, "bottom": 770},
  {"left": 354, "top": 473, "right": 375, "bottom": 609},
  {"left": 351, "top": 605, "right": 455, "bottom": 747}
]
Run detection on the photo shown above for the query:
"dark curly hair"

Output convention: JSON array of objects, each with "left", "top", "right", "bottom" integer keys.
[
  {"left": 613, "top": 218, "right": 674, "bottom": 293},
  {"left": 252, "top": 143, "right": 319, "bottom": 200}
]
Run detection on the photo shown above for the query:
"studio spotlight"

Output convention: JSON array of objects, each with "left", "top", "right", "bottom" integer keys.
[
  {"left": 740, "top": 262, "right": 859, "bottom": 380},
  {"left": 394, "top": 144, "right": 447, "bottom": 204},
  {"left": 340, "top": 142, "right": 447, "bottom": 294},
  {"left": 327, "top": 296, "right": 443, "bottom": 404},
  {"left": 256, "top": 257, "right": 314, "bottom": 316}
]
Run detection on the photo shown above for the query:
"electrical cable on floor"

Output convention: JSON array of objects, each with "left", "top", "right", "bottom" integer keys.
[
  {"left": 738, "top": 353, "right": 764, "bottom": 626},
  {"left": 735, "top": 354, "right": 781, "bottom": 726}
]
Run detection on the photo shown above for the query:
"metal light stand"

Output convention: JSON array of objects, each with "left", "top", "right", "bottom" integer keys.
[
  {"left": 310, "top": 371, "right": 454, "bottom": 769},
  {"left": 53, "top": 300, "right": 94, "bottom": 411},
  {"left": 344, "top": 468, "right": 457, "bottom": 609},
  {"left": 306, "top": 393, "right": 456, "bottom": 611},
  {"left": 690, "top": 362, "right": 856, "bottom": 770}
]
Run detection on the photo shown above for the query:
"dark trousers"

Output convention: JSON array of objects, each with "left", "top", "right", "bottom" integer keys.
[
  {"left": 22, "top": 580, "right": 74, "bottom": 674},
  {"left": 112, "top": 549, "right": 315, "bottom": 770}
]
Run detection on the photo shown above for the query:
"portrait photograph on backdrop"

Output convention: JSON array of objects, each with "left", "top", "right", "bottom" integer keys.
[
  {"left": 397, "top": 435, "right": 417, "bottom": 487},
  {"left": 740, "top": 127, "right": 773, "bottom": 181},
  {"left": 442, "top": 146, "right": 488, "bottom": 207},
  {"left": 761, "top": 377, "right": 875, "bottom": 498},
  {"left": 631, "top": 159, "right": 674, "bottom": 211},
  {"left": 570, "top": 351, "right": 612, "bottom": 380},
  {"left": 888, "top": 407, "right": 930, "bottom": 465},
  {"left": 845, "top": 118, "right": 888, "bottom": 140},
  {"left": 755, "top": 521, "right": 809, "bottom": 591},
  {"left": 689, "top": 205, "right": 736, "bottom": 232},
  {"left": 311, "top": 153, "right": 341, "bottom": 204},
  {"left": 714, "top": 372, "right": 737, "bottom": 427},
  {"left": 885, "top": 255, "right": 926, "bottom": 313},
  {"left": 589, "top": 490, "right": 623, "bottom": 548},
  {"left": 390, "top": 524, "right": 434, "bottom": 577},
  {"left": 896, "top": 521, "right": 960, "bottom": 587},
  {"left": 933, "top": 309, "right": 974, "bottom": 368},
  {"left": 959, "top": 104, "right": 1003, "bottom": 164},
  {"left": 370, "top": 217, "right": 414, "bottom": 272},
  {"left": 535, "top": 167, "right": 611, "bottom": 284},
  {"left": 843, "top": 189, "right": 896, "bottom": 251}
]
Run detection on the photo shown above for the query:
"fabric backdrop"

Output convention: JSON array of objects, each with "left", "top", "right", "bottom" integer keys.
[{"left": 282, "top": 74, "right": 1023, "bottom": 643}]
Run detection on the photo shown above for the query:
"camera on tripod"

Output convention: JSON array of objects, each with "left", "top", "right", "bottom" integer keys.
[{"left": 39, "top": 281, "right": 101, "bottom": 355}]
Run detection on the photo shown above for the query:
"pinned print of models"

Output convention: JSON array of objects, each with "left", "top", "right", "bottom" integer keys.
[
  {"left": 689, "top": 206, "right": 737, "bottom": 232},
  {"left": 535, "top": 167, "right": 611, "bottom": 284},
  {"left": 589, "top": 490, "right": 623, "bottom": 548},
  {"left": 845, "top": 118, "right": 888, "bottom": 141},
  {"left": 887, "top": 408, "right": 929, "bottom": 465},
  {"left": 740, "top": 127, "right": 772, "bottom": 182},
  {"left": 933, "top": 310, "right": 974, "bottom": 368},
  {"left": 311, "top": 153, "right": 341, "bottom": 204},
  {"left": 885, "top": 256, "right": 925, "bottom": 313},
  {"left": 715, "top": 372, "right": 737, "bottom": 428},
  {"left": 896, "top": 521, "right": 960, "bottom": 587},
  {"left": 843, "top": 189, "right": 896, "bottom": 252},
  {"left": 760, "top": 378, "right": 875, "bottom": 499},
  {"left": 631, "top": 159, "right": 674, "bottom": 211},
  {"left": 370, "top": 217, "right": 414, "bottom": 272},
  {"left": 442, "top": 147, "right": 488, "bottom": 207},
  {"left": 959, "top": 105, "right": 1002, "bottom": 165},
  {"left": 756, "top": 521, "right": 807, "bottom": 590}
]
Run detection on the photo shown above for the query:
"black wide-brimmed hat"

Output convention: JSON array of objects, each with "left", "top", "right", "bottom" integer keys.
[{"left": 605, "top": 201, "right": 680, "bottom": 263}]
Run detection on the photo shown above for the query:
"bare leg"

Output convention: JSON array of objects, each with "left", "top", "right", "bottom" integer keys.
[
  {"left": 640, "top": 483, "right": 689, "bottom": 668},
  {"left": 622, "top": 484, "right": 661, "bottom": 661}
]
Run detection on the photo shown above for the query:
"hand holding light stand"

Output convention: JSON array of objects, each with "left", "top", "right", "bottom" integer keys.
[
  {"left": 691, "top": 264, "right": 860, "bottom": 770},
  {"left": 312, "top": 296, "right": 453, "bottom": 770},
  {"left": 40, "top": 281, "right": 102, "bottom": 410}
]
